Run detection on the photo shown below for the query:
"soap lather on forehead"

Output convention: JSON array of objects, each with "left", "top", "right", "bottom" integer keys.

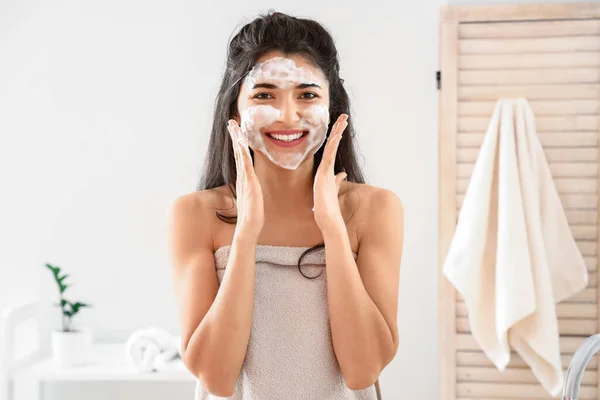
[{"left": 243, "top": 56, "right": 323, "bottom": 92}]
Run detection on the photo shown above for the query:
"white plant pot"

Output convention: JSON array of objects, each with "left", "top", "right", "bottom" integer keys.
[{"left": 51, "top": 327, "right": 92, "bottom": 368}]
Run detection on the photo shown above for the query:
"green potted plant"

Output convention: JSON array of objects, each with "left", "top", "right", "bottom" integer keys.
[{"left": 45, "top": 263, "right": 93, "bottom": 367}]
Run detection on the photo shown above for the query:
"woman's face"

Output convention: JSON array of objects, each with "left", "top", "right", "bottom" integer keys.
[{"left": 235, "top": 51, "right": 331, "bottom": 170}]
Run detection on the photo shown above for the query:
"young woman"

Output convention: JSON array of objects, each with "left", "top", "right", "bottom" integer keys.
[{"left": 168, "top": 10, "right": 404, "bottom": 400}]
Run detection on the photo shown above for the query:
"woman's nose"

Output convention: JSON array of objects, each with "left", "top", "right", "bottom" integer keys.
[{"left": 279, "top": 100, "right": 301, "bottom": 125}]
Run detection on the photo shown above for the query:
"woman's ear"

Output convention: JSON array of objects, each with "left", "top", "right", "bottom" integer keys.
[{"left": 232, "top": 111, "right": 241, "bottom": 125}]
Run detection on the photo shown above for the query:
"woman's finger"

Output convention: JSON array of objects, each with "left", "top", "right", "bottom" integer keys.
[
  {"left": 324, "top": 114, "right": 345, "bottom": 149},
  {"left": 233, "top": 125, "right": 243, "bottom": 169},
  {"left": 227, "top": 121, "right": 241, "bottom": 177},
  {"left": 235, "top": 139, "right": 243, "bottom": 191},
  {"left": 330, "top": 114, "right": 346, "bottom": 136},
  {"left": 328, "top": 129, "right": 344, "bottom": 172},
  {"left": 233, "top": 123, "right": 249, "bottom": 194},
  {"left": 227, "top": 122, "right": 237, "bottom": 161},
  {"left": 228, "top": 121, "right": 245, "bottom": 201},
  {"left": 234, "top": 124, "right": 256, "bottom": 182},
  {"left": 324, "top": 118, "right": 346, "bottom": 172},
  {"left": 320, "top": 119, "right": 339, "bottom": 168}
]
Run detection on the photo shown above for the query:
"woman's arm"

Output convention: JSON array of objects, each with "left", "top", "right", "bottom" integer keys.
[
  {"left": 167, "top": 193, "right": 257, "bottom": 397},
  {"left": 323, "top": 188, "right": 403, "bottom": 390}
]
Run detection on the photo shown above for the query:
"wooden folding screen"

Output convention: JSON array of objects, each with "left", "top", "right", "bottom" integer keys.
[{"left": 438, "top": 3, "right": 600, "bottom": 400}]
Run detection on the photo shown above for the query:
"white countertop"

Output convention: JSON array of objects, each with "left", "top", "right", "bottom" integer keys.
[{"left": 12, "top": 343, "right": 196, "bottom": 382}]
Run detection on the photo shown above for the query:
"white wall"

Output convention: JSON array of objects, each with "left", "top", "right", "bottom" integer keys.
[
  {"left": 450, "top": 0, "right": 590, "bottom": 3},
  {"left": 1, "top": 0, "right": 444, "bottom": 398}
]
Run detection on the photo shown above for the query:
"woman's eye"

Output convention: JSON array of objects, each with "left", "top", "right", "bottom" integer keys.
[
  {"left": 253, "top": 92, "right": 318, "bottom": 100},
  {"left": 301, "top": 92, "right": 318, "bottom": 99},
  {"left": 253, "top": 93, "right": 273, "bottom": 100}
]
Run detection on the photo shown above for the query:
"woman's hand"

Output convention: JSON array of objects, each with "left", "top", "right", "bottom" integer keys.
[
  {"left": 227, "top": 119, "right": 265, "bottom": 241},
  {"left": 313, "top": 113, "right": 349, "bottom": 234}
]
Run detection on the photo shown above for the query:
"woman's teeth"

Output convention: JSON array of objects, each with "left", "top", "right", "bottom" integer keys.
[{"left": 268, "top": 132, "right": 305, "bottom": 142}]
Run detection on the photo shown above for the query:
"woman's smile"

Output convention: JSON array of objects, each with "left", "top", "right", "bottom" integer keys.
[{"left": 264, "top": 129, "right": 308, "bottom": 147}]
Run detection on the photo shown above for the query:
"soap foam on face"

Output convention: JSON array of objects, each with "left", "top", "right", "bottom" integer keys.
[
  {"left": 239, "top": 57, "right": 330, "bottom": 170},
  {"left": 243, "top": 57, "right": 323, "bottom": 92}
]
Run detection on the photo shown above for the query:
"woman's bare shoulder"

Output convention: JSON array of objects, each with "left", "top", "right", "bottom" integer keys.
[
  {"left": 353, "top": 181, "right": 400, "bottom": 198},
  {"left": 175, "top": 185, "right": 234, "bottom": 210},
  {"left": 343, "top": 181, "right": 399, "bottom": 205},
  {"left": 347, "top": 182, "right": 403, "bottom": 239},
  {"left": 167, "top": 186, "right": 235, "bottom": 235}
]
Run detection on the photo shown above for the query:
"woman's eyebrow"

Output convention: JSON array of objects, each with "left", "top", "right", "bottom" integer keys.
[{"left": 252, "top": 82, "right": 322, "bottom": 90}]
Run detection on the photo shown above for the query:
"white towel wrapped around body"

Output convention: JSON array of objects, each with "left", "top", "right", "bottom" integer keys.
[
  {"left": 442, "top": 98, "right": 588, "bottom": 397},
  {"left": 125, "top": 327, "right": 182, "bottom": 373}
]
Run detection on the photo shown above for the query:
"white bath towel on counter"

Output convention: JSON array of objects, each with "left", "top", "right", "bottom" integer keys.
[
  {"left": 125, "top": 327, "right": 182, "bottom": 373},
  {"left": 442, "top": 98, "right": 588, "bottom": 397}
]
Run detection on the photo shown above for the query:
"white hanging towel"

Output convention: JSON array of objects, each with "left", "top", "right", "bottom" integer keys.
[{"left": 442, "top": 98, "right": 588, "bottom": 397}]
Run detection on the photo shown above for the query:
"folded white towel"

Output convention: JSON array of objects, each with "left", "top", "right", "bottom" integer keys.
[
  {"left": 125, "top": 327, "right": 182, "bottom": 373},
  {"left": 442, "top": 98, "right": 588, "bottom": 396}
]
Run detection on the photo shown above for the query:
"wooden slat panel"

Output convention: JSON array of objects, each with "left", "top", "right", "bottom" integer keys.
[
  {"left": 460, "top": 68, "right": 600, "bottom": 85},
  {"left": 457, "top": 147, "right": 597, "bottom": 163},
  {"left": 460, "top": 36, "right": 600, "bottom": 54},
  {"left": 457, "top": 132, "right": 598, "bottom": 148},
  {"left": 459, "top": 84, "right": 600, "bottom": 101},
  {"left": 457, "top": 290, "right": 600, "bottom": 304},
  {"left": 457, "top": 288, "right": 598, "bottom": 302},
  {"left": 459, "top": 19, "right": 600, "bottom": 38},
  {"left": 457, "top": 193, "right": 598, "bottom": 210},
  {"left": 572, "top": 226, "right": 598, "bottom": 241},
  {"left": 594, "top": 30, "right": 600, "bottom": 400},
  {"left": 441, "top": 11, "right": 600, "bottom": 400},
  {"left": 566, "top": 211, "right": 598, "bottom": 225},
  {"left": 457, "top": 178, "right": 598, "bottom": 195},
  {"left": 459, "top": 115, "right": 598, "bottom": 132},
  {"left": 558, "top": 303, "right": 598, "bottom": 318},
  {"left": 559, "top": 318, "right": 597, "bottom": 335},
  {"left": 456, "top": 350, "right": 598, "bottom": 369},
  {"left": 457, "top": 382, "right": 597, "bottom": 398},
  {"left": 459, "top": 100, "right": 600, "bottom": 116},
  {"left": 556, "top": 195, "right": 596, "bottom": 210},
  {"left": 553, "top": 179, "right": 598, "bottom": 195},
  {"left": 446, "top": 3, "right": 600, "bottom": 22},
  {"left": 456, "top": 396, "right": 598, "bottom": 400},
  {"left": 457, "top": 162, "right": 598, "bottom": 179},
  {"left": 580, "top": 242, "right": 599, "bottom": 257},
  {"left": 460, "top": 52, "right": 600, "bottom": 70},
  {"left": 585, "top": 258, "right": 598, "bottom": 272},
  {"left": 456, "top": 302, "right": 598, "bottom": 319},
  {"left": 457, "top": 334, "right": 590, "bottom": 353},
  {"left": 457, "top": 316, "right": 597, "bottom": 335},
  {"left": 457, "top": 366, "right": 597, "bottom": 385},
  {"left": 571, "top": 287, "right": 598, "bottom": 301},
  {"left": 439, "top": 16, "right": 460, "bottom": 400}
]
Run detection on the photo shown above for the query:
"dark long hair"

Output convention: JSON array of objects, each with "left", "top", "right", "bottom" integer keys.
[{"left": 197, "top": 10, "right": 366, "bottom": 278}]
